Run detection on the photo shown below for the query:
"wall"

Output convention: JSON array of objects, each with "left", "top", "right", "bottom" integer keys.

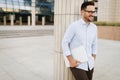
[
  {"left": 98, "top": 26, "right": 120, "bottom": 41},
  {"left": 98, "top": 0, "right": 120, "bottom": 22}
]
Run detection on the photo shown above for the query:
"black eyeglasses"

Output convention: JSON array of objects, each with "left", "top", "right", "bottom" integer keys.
[{"left": 84, "top": 10, "right": 96, "bottom": 14}]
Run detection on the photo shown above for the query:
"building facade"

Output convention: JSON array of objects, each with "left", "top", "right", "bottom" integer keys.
[
  {"left": 0, "top": 0, "right": 120, "bottom": 26},
  {"left": 0, "top": 0, "right": 54, "bottom": 25},
  {"left": 98, "top": 0, "right": 120, "bottom": 22}
]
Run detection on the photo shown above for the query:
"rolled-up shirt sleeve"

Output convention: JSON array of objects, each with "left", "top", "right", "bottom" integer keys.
[
  {"left": 62, "top": 25, "right": 75, "bottom": 56},
  {"left": 92, "top": 27, "right": 98, "bottom": 55}
]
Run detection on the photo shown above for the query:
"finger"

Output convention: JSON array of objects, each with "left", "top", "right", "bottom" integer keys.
[
  {"left": 76, "top": 61, "right": 80, "bottom": 66},
  {"left": 76, "top": 60, "right": 81, "bottom": 63}
]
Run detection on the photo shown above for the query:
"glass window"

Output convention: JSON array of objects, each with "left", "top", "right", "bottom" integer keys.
[
  {"left": 0, "top": 0, "right": 6, "bottom": 4},
  {"left": 24, "top": 0, "right": 31, "bottom": 6},
  {"left": 6, "top": 8, "right": 14, "bottom": 12},
  {"left": 19, "top": 2, "right": 24, "bottom": 6},
  {"left": 14, "top": 8, "right": 19, "bottom": 12},
  {"left": 1, "top": 7, "right": 7, "bottom": 12},
  {"left": 19, "top": 0, "right": 24, "bottom": 2},
  {"left": 0, "top": 8, "right": 3, "bottom": 12},
  {"left": 36, "top": 0, "right": 54, "bottom": 2},
  {"left": 12, "top": 0, "right": 19, "bottom": 10},
  {"left": 0, "top": 3, "right": 6, "bottom": 8},
  {"left": 13, "top": 0, "right": 18, "bottom": 1},
  {"left": 19, "top": 0, "right": 24, "bottom": 6},
  {"left": 6, "top": 0, "right": 14, "bottom": 9},
  {"left": 84, "top": 0, "right": 88, "bottom": 2},
  {"left": 19, "top": 0, "right": 25, "bottom": 10},
  {"left": 0, "top": 0, "right": 6, "bottom": 8},
  {"left": 13, "top": 1, "right": 19, "bottom": 5},
  {"left": 46, "top": 0, "right": 54, "bottom": 2},
  {"left": 6, "top": 0, "right": 13, "bottom": 5}
]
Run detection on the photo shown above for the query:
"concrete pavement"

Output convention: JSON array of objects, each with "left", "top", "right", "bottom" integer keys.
[
  {"left": 0, "top": 26, "right": 120, "bottom": 80},
  {"left": 93, "top": 39, "right": 120, "bottom": 80},
  {"left": 0, "top": 36, "right": 54, "bottom": 80}
]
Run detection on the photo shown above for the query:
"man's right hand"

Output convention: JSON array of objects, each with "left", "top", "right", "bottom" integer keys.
[{"left": 67, "top": 55, "right": 81, "bottom": 67}]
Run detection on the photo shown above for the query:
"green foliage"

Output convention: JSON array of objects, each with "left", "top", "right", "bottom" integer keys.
[{"left": 94, "top": 22, "right": 120, "bottom": 26}]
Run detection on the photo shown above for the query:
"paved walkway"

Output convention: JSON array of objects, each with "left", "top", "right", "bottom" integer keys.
[
  {"left": 0, "top": 26, "right": 120, "bottom": 80},
  {"left": 0, "top": 36, "right": 54, "bottom": 80},
  {"left": 93, "top": 39, "right": 120, "bottom": 80}
]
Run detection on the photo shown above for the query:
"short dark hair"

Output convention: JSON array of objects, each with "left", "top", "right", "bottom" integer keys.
[{"left": 81, "top": 1, "right": 95, "bottom": 10}]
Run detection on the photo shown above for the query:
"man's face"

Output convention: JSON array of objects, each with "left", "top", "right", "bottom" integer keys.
[{"left": 81, "top": 5, "right": 95, "bottom": 22}]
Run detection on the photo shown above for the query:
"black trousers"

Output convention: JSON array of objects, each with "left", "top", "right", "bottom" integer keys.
[{"left": 70, "top": 67, "right": 94, "bottom": 80}]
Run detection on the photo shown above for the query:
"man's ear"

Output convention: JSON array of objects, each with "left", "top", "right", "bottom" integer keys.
[{"left": 81, "top": 10, "right": 84, "bottom": 15}]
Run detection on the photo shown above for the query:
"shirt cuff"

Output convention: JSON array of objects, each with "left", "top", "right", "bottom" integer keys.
[
  {"left": 92, "top": 52, "right": 97, "bottom": 55},
  {"left": 64, "top": 51, "right": 72, "bottom": 57}
]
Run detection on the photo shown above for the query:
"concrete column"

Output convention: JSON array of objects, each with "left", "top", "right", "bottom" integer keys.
[
  {"left": 28, "top": 16, "right": 31, "bottom": 26},
  {"left": 3, "top": 16, "right": 6, "bottom": 25},
  {"left": 10, "top": 14, "right": 14, "bottom": 26},
  {"left": 31, "top": 0, "right": 36, "bottom": 26},
  {"left": 42, "top": 16, "right": 45, "bottom": 26},
  {"left": 54, "top": 0, "right": 83, "bottom": 80},
  {"left": 19, "top": 16, "right": 22, "bottom": 25}
]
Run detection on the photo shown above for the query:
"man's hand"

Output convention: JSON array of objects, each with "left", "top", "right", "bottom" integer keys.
[
  {"left": 70, "top": 59, "right": 81, "bottom": 67},
  {"left": 67, "top": 55, "right": 81, "bottom": 67},
  {"left": 92, "top": 54, "right": 96, "bottom": 60}
]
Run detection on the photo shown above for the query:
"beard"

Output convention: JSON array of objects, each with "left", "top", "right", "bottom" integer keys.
[{"left": 84, "top": 16, "right": 94, "bottom": 22}]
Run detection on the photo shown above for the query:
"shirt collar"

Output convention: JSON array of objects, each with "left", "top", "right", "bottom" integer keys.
[{"left": 79, "top": 18, "right": 91, "bottom": 26}]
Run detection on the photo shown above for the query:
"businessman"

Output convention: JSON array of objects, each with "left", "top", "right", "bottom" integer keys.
[{"left": 62, "top": 1, "right": 98, "bottom": 80}]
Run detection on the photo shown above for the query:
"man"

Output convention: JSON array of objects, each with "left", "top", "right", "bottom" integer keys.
[{"left": 62, "top": 1, "right": 97, "bottom": 80}]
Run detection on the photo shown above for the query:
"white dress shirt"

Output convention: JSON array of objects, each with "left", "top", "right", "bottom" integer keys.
[{"left": 62, "top": 19, "right": 98, "bottom": 71}]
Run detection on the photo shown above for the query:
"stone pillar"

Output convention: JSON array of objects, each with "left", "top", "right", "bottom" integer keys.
[
  {"left": 31, "top": 0, "right": 36, "bottom": 26},
  {"left": 10, "top": 14, "right": 14, "bottom": 26},
  {"left": 28, "top": 16, "right": 31, "bottom": 26},
  {"left": 3, "top": 16, "right": 6, "bottom": 25},
  {"left": 54, "top": 0, "right": 83, "bottom": 80},
  {"left": 42, "top": 16, "right": 45, "bottom": 26},
  {"left": 19, "top": 16, "right": 22, "bottom": 25}
]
